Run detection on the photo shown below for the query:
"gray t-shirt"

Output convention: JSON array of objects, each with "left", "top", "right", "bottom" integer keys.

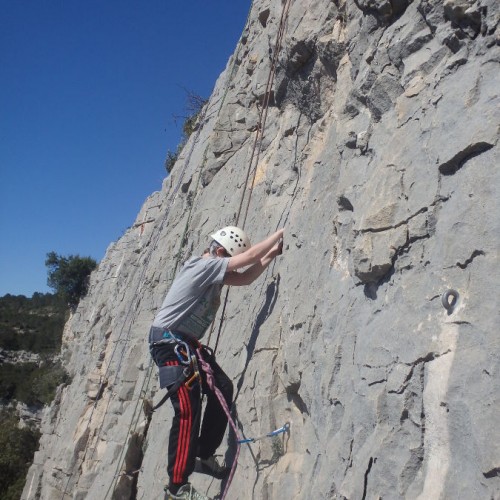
[{"left": 152, "top": 255, "right": 229, "bottom": 339}]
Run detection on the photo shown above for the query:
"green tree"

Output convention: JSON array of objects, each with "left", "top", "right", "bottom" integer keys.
[{"left": 45, "top": 252, "right": 97, "bottom": 309}]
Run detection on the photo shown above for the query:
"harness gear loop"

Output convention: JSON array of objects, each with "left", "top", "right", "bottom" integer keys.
[{"left": 151, "top": 366, "right": 191, "bottom": 412}]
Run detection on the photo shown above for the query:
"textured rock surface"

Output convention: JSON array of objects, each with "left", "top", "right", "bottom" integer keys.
[{"left": 23, "top": 1, "right": 499, "bottom": 499}]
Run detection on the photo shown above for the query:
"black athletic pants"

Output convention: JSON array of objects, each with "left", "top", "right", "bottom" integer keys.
[{"left": 161, "top": 345, "right": 234, "bottom": 487}]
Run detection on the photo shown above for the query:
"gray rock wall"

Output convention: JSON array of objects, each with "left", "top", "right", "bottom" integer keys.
[{"left": 23, "top": 1, "right": 499, "bottom": 499}]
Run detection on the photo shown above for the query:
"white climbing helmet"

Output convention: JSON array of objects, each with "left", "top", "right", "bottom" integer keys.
[{"left": 210, "top": 226, "right": 251, "bottom": 256}]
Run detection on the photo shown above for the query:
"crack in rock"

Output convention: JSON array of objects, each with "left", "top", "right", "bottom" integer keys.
[
  {"left": 483, "top": 467, "right": 500, "bottom": 479},
  {"left": 361, "top": 456, "right": 375, "bottom": 500},
  {"left": 456, "top": 250, "right": 485, "bottom": 269},
  {"left": 359, "top": 207, "right": 429, "bottom": 234},
  {"left": 438, "top": 141, "right": 494, "bottom": 175},
  {"left": 367, "top": 378, "right": 387, "bottom": 386},
  {"left": 388, "top": 350, "right": 451, "bottom": 395}
]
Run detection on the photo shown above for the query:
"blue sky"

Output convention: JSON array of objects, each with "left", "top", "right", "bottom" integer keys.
[{"left": 0, "top": 1, "right": 251, "bottom": 297}]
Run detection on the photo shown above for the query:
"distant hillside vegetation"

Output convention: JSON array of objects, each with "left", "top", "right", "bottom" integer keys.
[
  {"left": 0, "top": 292, "right": 68, "bottom": 353},
  {"left": 0, "top": 293, "right": 69, "bottom": 500}
]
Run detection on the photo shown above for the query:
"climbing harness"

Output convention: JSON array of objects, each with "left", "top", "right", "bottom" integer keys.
[
  {"left": 442, "top": 289, "right": 459, "bottom": 312},
  {"left": 238, "top": 422, "right": 290, "bottom": 444},
  {"left": 149, "top": 330, "right": 202, "bottom": 411}
]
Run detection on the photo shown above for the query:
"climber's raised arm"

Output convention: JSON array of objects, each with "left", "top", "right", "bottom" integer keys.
[
  {"left": 223, "top": 228, "right": 283, "bottom": 272},
  {"left": 224, "top": 239, "right": 283, "bottom": 286}
]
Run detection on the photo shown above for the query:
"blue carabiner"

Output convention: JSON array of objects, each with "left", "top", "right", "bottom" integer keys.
[
  {"left": 174, "top": 342, "right": 191, "bottom": 365},
  {"left": 267, "top": 422, "right": 290, "bottom": 437}
]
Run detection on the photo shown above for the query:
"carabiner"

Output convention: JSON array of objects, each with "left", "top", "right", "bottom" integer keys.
[
  {"left": 185, "top": 371, "right": 200, "bottom": 390},
  {"left": 174, "top": 342, "right": 191, "bottom": 365}
]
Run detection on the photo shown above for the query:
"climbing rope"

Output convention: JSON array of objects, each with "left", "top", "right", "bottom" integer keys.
[
  {"left": 202, "top": 2, "right": 294, "bottom": 497},
  {"left": 210, "top": 0, "right": 293, "bottom": 353},
  {"left": 238, "top": 0, "right": 293, "bottom": 229}
]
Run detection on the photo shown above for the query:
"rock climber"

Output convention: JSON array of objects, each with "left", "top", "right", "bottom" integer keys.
[{"left": 149, "top": 226, "right": 284, "bottom": 500}]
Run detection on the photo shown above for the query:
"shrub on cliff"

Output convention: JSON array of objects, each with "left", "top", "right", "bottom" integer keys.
[
  {"left": 45, "top": 252, "right": 97, "bottom": 309},
  {"left": 164, "top": 90, "right": 207, "bottom": 173}
]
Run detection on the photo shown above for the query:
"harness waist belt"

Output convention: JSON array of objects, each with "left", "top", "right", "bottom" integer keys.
[{"left": 148, "top": 326, "right": 196, "bottom": 345}]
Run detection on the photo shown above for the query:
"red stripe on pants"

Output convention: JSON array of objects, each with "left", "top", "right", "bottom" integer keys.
[{"left": 173, "top": 383, "right": 192, "bottom": 484}]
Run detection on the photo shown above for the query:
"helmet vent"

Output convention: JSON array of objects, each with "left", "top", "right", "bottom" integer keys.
[{"left": 210, "top": 226, "right": 250, "bottom": 257}]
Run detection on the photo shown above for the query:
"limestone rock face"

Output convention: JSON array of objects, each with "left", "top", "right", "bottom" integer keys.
[{"left": 23, "top": 1, "right": 499, "bottom": 499}]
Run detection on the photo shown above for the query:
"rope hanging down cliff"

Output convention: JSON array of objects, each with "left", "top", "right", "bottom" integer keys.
[
  {"left": 199, "top": 2, "right": 293, "bottom": 499},
  {"left": 210, "top": 0, "right": 292, "bottom": 353}
]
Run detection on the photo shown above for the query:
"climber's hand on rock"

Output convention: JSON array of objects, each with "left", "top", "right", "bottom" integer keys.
[
  {"left": 270, "top": 240, "right": 283, "bottom": 258},
  {"left": 276, "top": 240, "right": 283, "bottom": 255}
]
